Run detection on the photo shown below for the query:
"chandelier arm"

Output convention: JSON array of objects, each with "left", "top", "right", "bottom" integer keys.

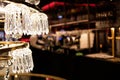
[
  {"left": 0, "top": 41, "right": 29, "bottom": 54},
  {"left": 0, "top": 55, "right": 12, "bottom": 61}
]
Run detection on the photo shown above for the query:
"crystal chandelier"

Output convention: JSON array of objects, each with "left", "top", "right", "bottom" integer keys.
[
  {"left": 2, "top": 0, "right": 49, "bottom": 72},
  {"left": 0, "top": 41, "right": 34, "bottom": 80},
  {"left": 0, "top": 0, "right": 49, "bottom": 80},
  {"left": 8, "top": 42, "right": 34, "bottom": 73},
  {"left": 4, "top": 1, "right": 49, "bottom": 39}
]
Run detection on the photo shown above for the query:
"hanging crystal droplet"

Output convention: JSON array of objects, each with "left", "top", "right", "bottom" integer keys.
[
  {"left": 4, "top": 2, "right": 49, "bottom": 38},
  {"left": 30, "top": 12, "right": 49, "bottom": 35},
  {"left": 8, "top": 43, "right": 34, "bottom": 74}
]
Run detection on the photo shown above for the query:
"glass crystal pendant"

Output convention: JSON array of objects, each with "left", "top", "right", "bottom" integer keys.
[
  {"left": 4, "top": 2, "right": 49, "bottom": 39},
  {"left": 0, "top": 41, "right": 34, "bottom": 78},
  {"left": 30, "top": 12, "right": 49, "bottom": 35},
  {"left": 8, "top": 47, "right": 34, "bottom": 74}
]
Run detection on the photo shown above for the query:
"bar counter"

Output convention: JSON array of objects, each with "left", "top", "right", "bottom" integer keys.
[{"left": 31, "top": 49, "right": 120, "bottom": 80}]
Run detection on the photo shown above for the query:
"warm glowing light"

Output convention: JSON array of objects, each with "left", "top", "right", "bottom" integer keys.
[
  {"left": 119, "top": 27, "right": 120, "bottom": 31},
  {"left": 111, "top": 27, "right": 115, "bottom": 31}
]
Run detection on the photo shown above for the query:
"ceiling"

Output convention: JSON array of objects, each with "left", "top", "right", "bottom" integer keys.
[
  {"left": 0, "top": 0, "right": 117, "bottom": 27},
  {"left": 7, "top": 0, "right": 116, "bottom": 8},
  {"left": 39, "top": 0, "right": 115, "bottom": 7}
]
